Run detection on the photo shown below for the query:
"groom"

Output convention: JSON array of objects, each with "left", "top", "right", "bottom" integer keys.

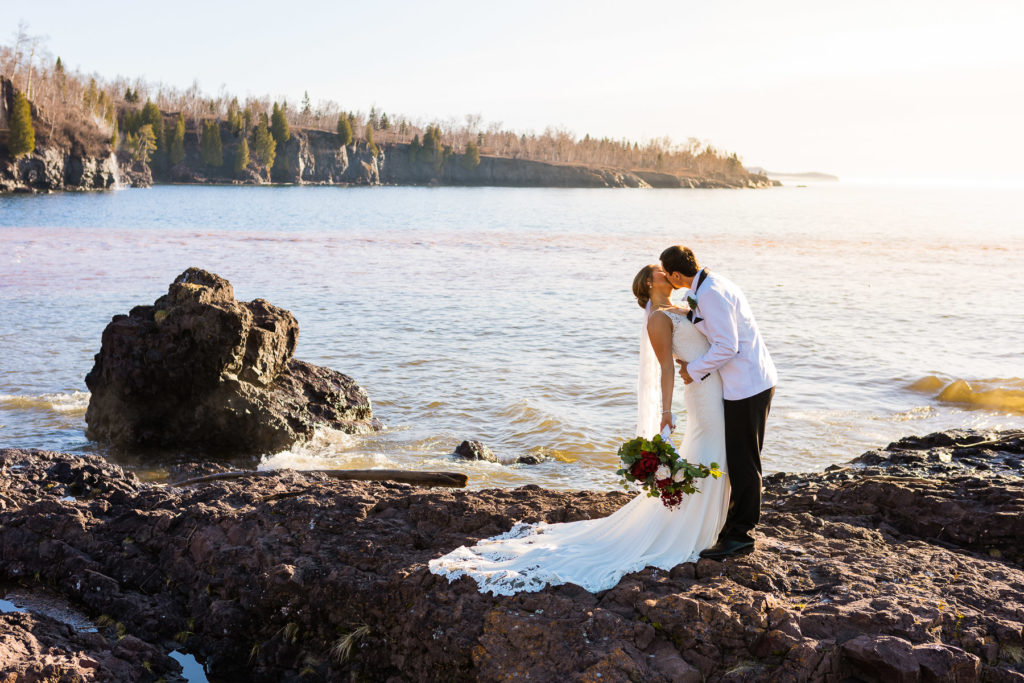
[{"left": 660, "top": 246, "right": 777, "bottom": 559}]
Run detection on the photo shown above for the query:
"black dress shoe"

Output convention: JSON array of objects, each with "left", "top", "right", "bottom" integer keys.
[{"left": 699, "top": 537, "right": 755, "bottom": 559}]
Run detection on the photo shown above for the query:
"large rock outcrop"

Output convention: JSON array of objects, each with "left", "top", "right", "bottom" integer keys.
[
  {"left": 84, "top": 268, "right": 379, "bottom": 454},
  {"left": 1, "top": 430, "right": 1022, "bottom": 681},
  {"left": 0, "top": 76, "right": 125, "bottom": 193}
]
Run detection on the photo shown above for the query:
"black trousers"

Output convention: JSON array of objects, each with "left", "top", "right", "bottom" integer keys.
[{"left": 721, "top": 386, "right": 774, "bottom": 541}]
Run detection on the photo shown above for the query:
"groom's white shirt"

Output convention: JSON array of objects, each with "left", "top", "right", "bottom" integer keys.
[{"left": 685, "top": 269, "right": 777, "bottom": 401}]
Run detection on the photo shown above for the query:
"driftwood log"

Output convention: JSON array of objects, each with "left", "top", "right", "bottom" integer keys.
[{"left": 170, "top": 468, "right": 468, "bottom": 489}]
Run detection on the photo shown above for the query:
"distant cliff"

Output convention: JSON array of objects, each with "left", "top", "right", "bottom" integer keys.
[
  {"left": 2, "top": 90, "right": 777, "bottom": 192},
  {"left": 0, "top": 77, "right": 122, "bottom": 193}
]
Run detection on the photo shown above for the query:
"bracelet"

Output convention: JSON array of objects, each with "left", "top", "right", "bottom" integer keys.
[{"left": 662, "top": 410, "right": 672, "bottom": 414}]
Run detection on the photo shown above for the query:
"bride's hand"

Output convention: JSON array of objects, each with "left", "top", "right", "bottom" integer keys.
[{"left": 660, "top": 412, "right": 675, "bottom": 432}]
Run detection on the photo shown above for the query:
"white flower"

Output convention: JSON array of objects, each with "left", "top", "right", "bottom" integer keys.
[
  {"left": 655, "top": 465, "right": 671, "bottom": 480},
  {"left": 672, "top": 468, "right": 686, "bottom": 482}
]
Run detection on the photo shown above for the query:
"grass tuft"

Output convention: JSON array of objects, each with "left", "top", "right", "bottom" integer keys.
[{"left": 330, "top": 624, "right": 370, "bottom": 664}]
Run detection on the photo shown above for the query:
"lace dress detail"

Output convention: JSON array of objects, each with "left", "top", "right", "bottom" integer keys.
[{"left": 429, "top": 311, "right": 730, "bottom": 595}]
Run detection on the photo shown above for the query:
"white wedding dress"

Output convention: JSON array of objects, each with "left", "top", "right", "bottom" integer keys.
[{"left": 429, "top": 309, "right": 731, "bottom": 595}]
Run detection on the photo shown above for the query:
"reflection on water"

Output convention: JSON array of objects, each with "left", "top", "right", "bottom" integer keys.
[{"left": 2, "top": 184, "right": 1023, "bottom": 487}]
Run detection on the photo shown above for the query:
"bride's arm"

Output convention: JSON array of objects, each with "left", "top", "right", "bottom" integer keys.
[{"left": 647, "top": 312, "right": 676, "bottom": 432}]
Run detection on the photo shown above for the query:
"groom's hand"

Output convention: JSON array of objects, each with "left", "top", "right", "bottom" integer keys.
[{"left": 677, "top": 359, "right": 694, "bottom": 384}]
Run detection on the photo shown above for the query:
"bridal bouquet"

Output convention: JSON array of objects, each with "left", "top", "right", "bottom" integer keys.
[{"left": 616, "top": 434, "right": 722, "bottom": 509}]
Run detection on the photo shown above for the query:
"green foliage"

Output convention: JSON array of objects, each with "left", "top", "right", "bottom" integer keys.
[
  {"left": 234, "top": 137, "right": 250, "bottom": 177},
  {"left": 169, "top": 114, "right": 185, "bottom": 165},
  {"left": 55, "top": 56, "right": 64, "bottom": 73},
  {"left": 422, "top": 125, "right": 442, "bottom": 155},
  {"left": 336, "top": 115, "right": 353, "bottom": 146},
  {"left": 368, "top": 106, "right": 378, "bottom": 129},
  {"left": 379, "top": 112, "right": 390, "bottom": 130},
  {"left": 8, "top": 90, "right": 35, "bottom": 158},
  {"left": 131, "top": 124, "right": 157, "bottom": 163},
  {"left": 123, "top": 87, "right": 139, "bottom": 104},
  {"left": 615, "top": 434, "right": 720, "bottom": 506},
  {"left": 141, "top": 100, "right": 163, "bottom": 146},
  {"left": 270, "top": 102, "right": 290, "bottom": 145},
  {"left": 364, "top": 124, "right": 378, "bottom": 157},
  {"left": 200, "top": 120, "right": 223, "bottom": 167},
  {"left": 301, "top": 91, "right": 311, "bottom": 116},
  {"left": 408, "top": 134, "right": 420, "bottom": 163},
  {"left": 417, "top": 125, "right": 447, "bottom": 169},
  {"left": 121, "top": 108, "right": 142, "bottom": 136},
  {"left": 461, "top": 141, "right": 481, "bottom": 170},
  {"left": 83, "top": 79, "right": 99, "bottom": 112},
  {"left": 252, "top": 113, "right": 276, "bottom": 169},
  {"left": 227, "top": 98, "right": 242, "bottom": 136}
]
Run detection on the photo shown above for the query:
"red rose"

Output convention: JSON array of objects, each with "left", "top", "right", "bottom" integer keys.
[
  {"left": 656, "top": 478, "right": 672, "bottom": 490},
  {"left": 632, "top": 452, "right": 659, "bottom": 479}
]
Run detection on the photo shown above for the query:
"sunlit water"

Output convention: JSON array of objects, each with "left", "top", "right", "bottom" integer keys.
[{"left": 1, "top": 184, "right": 1022, "bottom": 489}]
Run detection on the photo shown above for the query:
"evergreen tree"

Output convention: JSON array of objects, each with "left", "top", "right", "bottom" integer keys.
[
  {"left": 141, "top": 100, "right": 165, "bottom": 168},
  {"left": 55, "top": 56, "right": 63, "bottom": 73},
  {"left": 380, "top": 112, "right": 390, "bottom": 130},
  {"left": 368, "top": 106, "right": 378, "bottom": 129},
  {"left": 200, "top": 120, "right": 223, "bottom": 167},
  {"left": 408, "top": 134, "right": 420, "bottom": 163},
  {"left": 141, "top": 100, "right": 163, "bottom": 140},
  {"left": 227, "top": 98, "right": 241, "bottom": 136},
  {"left": 234, "top": 137, "right": 250, "bottom": 177},
  {"left": 461, "top": 141, "right": 481, "bottom": 170},
  {"left": 301, "top": 91, "right": 312, "bottom": 117},
  {"left": 364, "top": 124, "right": 378, "bottom": 157},
  {"left": 8, "top": 90, "right": 35, "bottom": 158},
  {"left": 252, "top": 113, "right": 276, "bottom": 170},
  {"left": 169, "top": 113, "right": 186, "bottom": 165},
  {"left": 270, "top": 102, "right": 290, "bottom": 145},
  {"left": 134, "top": 124, "right": 157, "bottom": 163},
  {"left": 242, "top": 108, "right": 253, "bottom": 134},
  {"left": 336, "top": 115, "right": 353, "bottom": 146}
]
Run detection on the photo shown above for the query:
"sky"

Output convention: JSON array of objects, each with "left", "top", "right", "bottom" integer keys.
[{"left": 7, "top": 0, "right": 1024, "bottom": 181}]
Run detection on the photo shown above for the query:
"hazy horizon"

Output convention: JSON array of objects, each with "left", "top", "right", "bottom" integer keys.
[{"left": 8, "top": 0, "right": 1024, "bottom": 183}]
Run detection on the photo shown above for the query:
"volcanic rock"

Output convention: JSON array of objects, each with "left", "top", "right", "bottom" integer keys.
[
  {"left": 84, "top": 268, "right": 379, "bottom": 455},
  {"left": 0, "top": 430, "right": 1022, "bottom": 681},
  {"left": 454, "top": 439, "right": 497, "bottom": 462},
  {"left": 0, "top": 611, "right": 184, "bottom": 682}
]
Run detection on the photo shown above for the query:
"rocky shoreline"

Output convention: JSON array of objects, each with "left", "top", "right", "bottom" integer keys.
[
  {"left": 1, "top": 429, "right": 1022, "bottom": 681},
  {"left": 2, "top": 72, "right": 776, "bottom": 193}
]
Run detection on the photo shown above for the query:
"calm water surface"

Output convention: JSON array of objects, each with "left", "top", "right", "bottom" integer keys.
[{"left": 1, "top": 184, "right": 1022, "bottom": 489}]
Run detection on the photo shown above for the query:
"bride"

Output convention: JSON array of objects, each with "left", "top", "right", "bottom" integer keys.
[{"left": 428, "top": 264, "right": 731, "bottom": 595}]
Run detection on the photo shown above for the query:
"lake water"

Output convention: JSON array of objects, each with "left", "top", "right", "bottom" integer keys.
[{"left": 1, "top": 183, "right": 1022, "bottom": 490}]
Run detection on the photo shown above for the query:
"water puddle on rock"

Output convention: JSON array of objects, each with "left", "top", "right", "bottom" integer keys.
[
  {"left": 1, "top": 587, "right": 210, "bottom": 682},
  {"left": 170, "top": 650, "right": 211, "bottom": 683},
  {"left": 0, "top": 587, "right": 97, "bottom": 632}
]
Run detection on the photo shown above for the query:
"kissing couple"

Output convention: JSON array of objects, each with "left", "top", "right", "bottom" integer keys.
[{"left": 431, "top": 245, "right": 777, "bottom": 596}]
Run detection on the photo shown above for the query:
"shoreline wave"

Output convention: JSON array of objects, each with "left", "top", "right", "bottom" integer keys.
[
  {"left": 909, "top": 376, "right": 1024, "bottom": 415},
  {"left": 0, "top": 391, "right": 90, "bottom": 416}
]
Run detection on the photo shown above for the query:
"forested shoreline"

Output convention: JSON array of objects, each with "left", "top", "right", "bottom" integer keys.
[{"left": 0, "top": 28, "right": 775, "bottom": 191}]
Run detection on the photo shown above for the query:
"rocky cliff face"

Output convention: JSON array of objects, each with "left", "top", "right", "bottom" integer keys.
[
  {"left": 0, "top": 77, "right": 126, "bottom": 193},
  {"left": 377, "top": 143, "right": 777, "bottom": 189},
  {"left": 1, "top": 429, "right": 1022, "bottom": 681}
]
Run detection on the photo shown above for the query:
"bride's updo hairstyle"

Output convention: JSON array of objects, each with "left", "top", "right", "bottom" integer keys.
[{"left": 632, "top": 265, "right": 655, "bottom": 309}]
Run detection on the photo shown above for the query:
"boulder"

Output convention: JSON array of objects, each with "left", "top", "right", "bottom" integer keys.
[
  {"left": 454, "top": 440, "right": 497, "bottom": 462},
  {"left": 85, "top": 268, "right": 379, "bottom": 454}
]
